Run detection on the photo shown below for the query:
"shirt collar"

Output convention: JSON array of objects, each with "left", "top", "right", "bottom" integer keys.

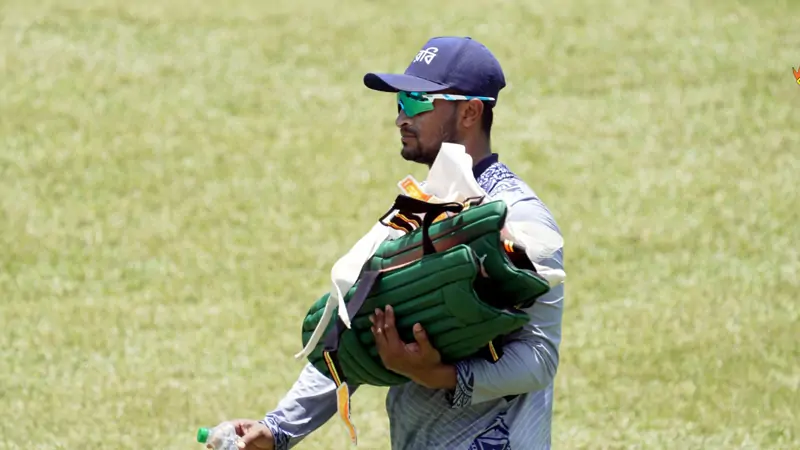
[{"left": 472, "top": 153, "right": 499, "bottom": 179}]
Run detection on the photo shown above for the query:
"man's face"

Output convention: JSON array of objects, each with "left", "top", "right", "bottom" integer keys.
[{"left": 395, "top": 94, "right": 462, "bottom": 166}]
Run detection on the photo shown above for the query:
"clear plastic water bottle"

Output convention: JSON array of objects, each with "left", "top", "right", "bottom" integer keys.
[{"left": 197, "top": 422, "right": 240, "bottom": 450}]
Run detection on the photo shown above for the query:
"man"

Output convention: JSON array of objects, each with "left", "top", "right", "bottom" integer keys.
[{"left": 218, "top": 36, "right": 565, "bottom": 450}]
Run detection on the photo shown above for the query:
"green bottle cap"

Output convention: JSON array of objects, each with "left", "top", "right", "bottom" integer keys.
[{"left": 197, "top": 427, "right": 210, "bottom": 443}]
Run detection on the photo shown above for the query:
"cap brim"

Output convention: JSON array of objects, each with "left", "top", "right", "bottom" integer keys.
[{"left": 363, "top": 73, "right": 449, "bottom": 93}]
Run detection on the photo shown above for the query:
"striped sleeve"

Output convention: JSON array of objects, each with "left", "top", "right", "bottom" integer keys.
[
  {"left": 259, "top": 362, "right": 353, "bottom": 449},
  {"left": 260, "top": 415, "right": 290, "bottom": 450},
  {"left": 448, "top": 361, "right": 475, "bottom": 408}
]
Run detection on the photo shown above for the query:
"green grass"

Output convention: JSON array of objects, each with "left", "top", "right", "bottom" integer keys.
[{"left": 1, "top": 0, "right": 798, "bottom": 448}]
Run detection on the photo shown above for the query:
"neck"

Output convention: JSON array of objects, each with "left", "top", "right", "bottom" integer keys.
[{"left": 463, "top": 134, "right": 492, "bottom": 168}]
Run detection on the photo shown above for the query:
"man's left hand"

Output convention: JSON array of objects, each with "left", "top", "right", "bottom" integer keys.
[{"left": 370, "top": 305, "right": 456, "bottom": 390}]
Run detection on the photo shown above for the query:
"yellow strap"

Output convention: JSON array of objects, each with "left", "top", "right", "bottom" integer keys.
[
  {"left": 323, "top": 352, "right": 342, "bottom": 386},
  {"left": 323, "top": 351, "right": 358, "bottom": 445},
  {"left": 488, "top": 340, "right": 500, "bottom": 362},
  {"left": 336, "top": 383, "right": 358, "bottom": 445},
  {"left": 395, "top": 213, "right": 420, "bottom": 229}
]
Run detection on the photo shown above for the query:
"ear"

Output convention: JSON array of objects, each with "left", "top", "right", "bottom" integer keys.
[{"left": 459, "top": 99, "right": 484, "bottom": 130}]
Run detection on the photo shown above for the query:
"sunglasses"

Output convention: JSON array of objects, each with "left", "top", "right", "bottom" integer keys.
[{"left": 397, "top": 91, "right": 495, "bottom": 117}]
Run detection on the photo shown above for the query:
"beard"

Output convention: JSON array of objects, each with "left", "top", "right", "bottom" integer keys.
[{"left": 400, "top": 112, "right": 460, "bottom": 167}]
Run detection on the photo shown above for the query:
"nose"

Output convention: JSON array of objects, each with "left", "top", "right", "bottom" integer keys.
[{"left": 396, "top": 107, "right": 411, "bottom": 129}]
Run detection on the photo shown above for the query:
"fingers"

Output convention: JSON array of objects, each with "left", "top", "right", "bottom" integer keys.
[
  {"left": 234, "top": 419, "right": 255, "bottom": 436},
  {"left": 237, "top": 422, "right": 272, "bottom": 449},
  {"left": 372, "top": 306, "right": 402, "bottom": 346},
  {"left": 370, "top": 308, "right": 386, "bottom": 347},
  {"left": 238, "top": 426, "right": 261, "bottom": 446},
  {"left": 372, "top": 306, "right": 423, "bottom": 348},
  {"left": 381, "top": 305, "right": 401, "bottom": 344}
]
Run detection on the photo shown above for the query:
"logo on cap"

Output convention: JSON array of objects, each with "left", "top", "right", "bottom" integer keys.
[{"left": 413, "top": 47, "right": 438, "bottom": 65}]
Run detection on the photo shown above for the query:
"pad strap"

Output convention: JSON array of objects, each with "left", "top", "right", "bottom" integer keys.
[
  {"left": 321, "top": 269, "right": 381, "bottom": 446},
  {"left": 478, "top": 336, "right": 506, "bottom": 363},
  {"left": 322, "top": 269, "right": 381, "bottom": 379},
  {"left": 379, "top": 195, "right": 466, "bottom": 256}
]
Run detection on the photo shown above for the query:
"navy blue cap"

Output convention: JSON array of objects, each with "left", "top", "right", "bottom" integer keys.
[{"left": 363, "top": 36, "right": 506, "bottom": 104}]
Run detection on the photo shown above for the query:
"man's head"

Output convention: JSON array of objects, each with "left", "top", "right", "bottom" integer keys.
[{"left": 363, "top": 36, "right": 506, "bottom": 166}]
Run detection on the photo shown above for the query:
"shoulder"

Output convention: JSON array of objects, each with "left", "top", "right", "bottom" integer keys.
[{"left": 477, "top": 161, "right": 561, "bottom": 236}]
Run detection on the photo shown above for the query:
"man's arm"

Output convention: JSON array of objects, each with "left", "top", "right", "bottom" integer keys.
[
  {"left": 448, "top": 194, "right": 565, "bottom": 407},
  {"left": 260, "top": 362, "right": 356, "bottom": 450}
]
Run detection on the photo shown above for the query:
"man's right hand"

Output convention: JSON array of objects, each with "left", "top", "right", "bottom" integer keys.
[{"left": 206, "top": 419, "right": 275, "bottom": 450}]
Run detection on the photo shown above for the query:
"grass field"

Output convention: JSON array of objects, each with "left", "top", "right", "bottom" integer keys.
[{"left": 1, "top": 0, "right": 799, "bottom": 448}]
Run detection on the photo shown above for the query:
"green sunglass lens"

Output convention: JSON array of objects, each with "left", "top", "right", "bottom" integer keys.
[{"left": 398, "top": 92, "right": 433, "bottom": 117}]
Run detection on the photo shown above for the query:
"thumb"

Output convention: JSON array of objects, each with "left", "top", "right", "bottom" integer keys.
[
  {"left": 237, "top": 424, "right": 269, "bottom": 449},
  {"left": 413, "top": 323, "right": 432, "bottom": 349}
]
